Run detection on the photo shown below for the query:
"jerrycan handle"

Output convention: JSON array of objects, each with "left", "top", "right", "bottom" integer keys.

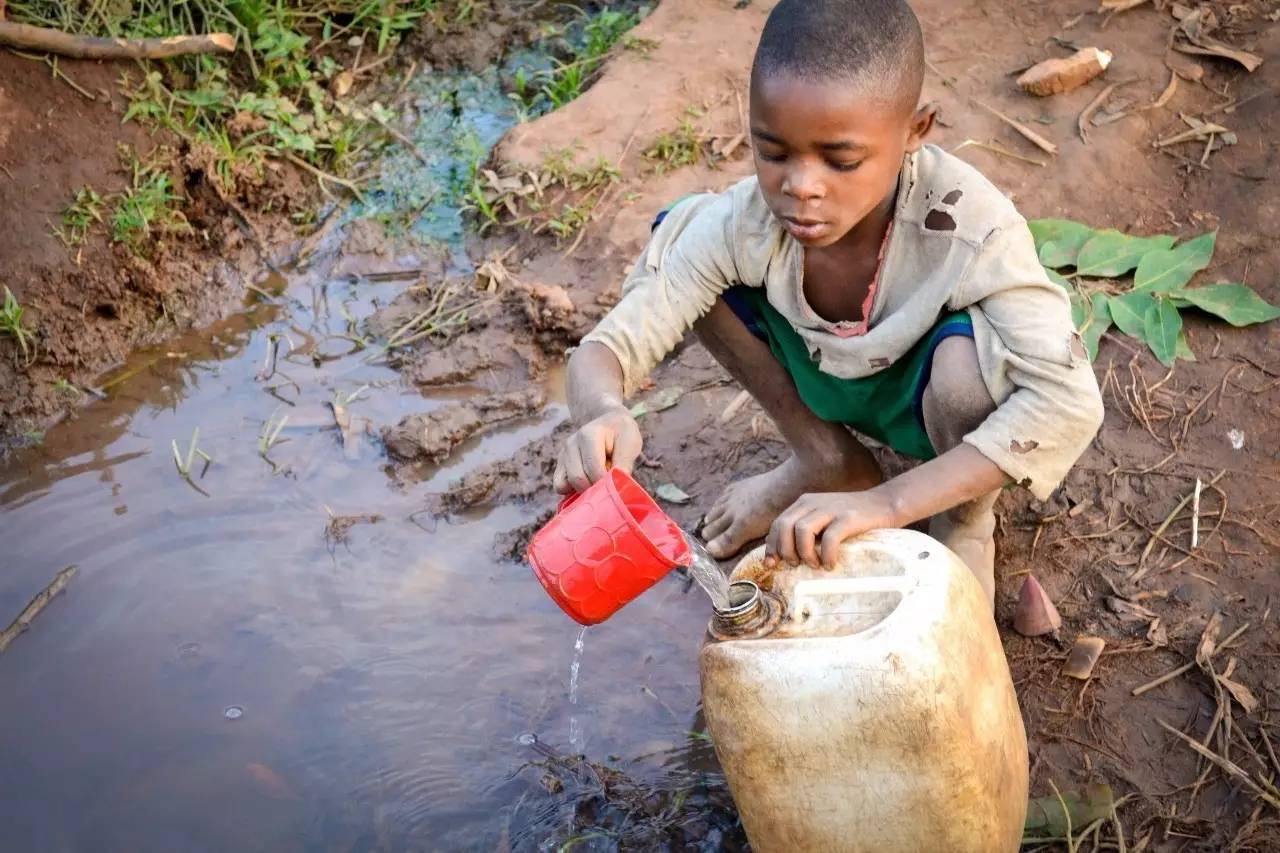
[{"left": 790, "top": 576, "right": 916, "bottom": 622}]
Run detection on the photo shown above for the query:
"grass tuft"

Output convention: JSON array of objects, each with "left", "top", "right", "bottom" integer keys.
[{"left": 1, "top": 287, "right": 36, "bottom": 364}]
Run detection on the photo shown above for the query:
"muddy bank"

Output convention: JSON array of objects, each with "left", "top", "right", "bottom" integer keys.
[{"left": 0, "top": 53, "right": 300, "bottom": 443}]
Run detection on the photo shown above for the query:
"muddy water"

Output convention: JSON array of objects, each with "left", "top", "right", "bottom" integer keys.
[{"left": 0, "top": 263, "right": 725, "bottom": 849}]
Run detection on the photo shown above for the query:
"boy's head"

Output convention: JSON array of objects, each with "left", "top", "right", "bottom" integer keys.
[{"left": 749, "top": 0, "right": 933, "bottom": 247}]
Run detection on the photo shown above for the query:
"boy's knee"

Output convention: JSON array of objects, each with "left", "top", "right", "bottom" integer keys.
[{"left": 922, "top": 335, "right": 996, "bottom": 451}]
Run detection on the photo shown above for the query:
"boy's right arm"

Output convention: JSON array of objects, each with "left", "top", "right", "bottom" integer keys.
[{"left": 553, "top": 341, "right": 643, "bottom": 494}]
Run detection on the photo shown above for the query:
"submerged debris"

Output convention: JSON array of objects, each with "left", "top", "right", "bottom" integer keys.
[{"left": 382, "top": 388, "right": 546, "bottom": 464}]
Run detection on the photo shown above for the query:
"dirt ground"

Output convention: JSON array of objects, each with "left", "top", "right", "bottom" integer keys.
[
  {"left": 420, "top": 0, "right": 1280, "bottom": 847},
  {"left": 4, "top": 0, "right": 1279, "bottom": 848}
]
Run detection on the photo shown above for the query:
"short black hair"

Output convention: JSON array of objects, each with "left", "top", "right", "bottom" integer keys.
[{"left": 751, "top": 0, "right": 925, "bottom": 113}]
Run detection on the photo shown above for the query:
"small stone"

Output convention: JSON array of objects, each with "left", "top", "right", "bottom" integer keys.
[{"left": 223, "top": 705, "right": 244, "bottom": 720}]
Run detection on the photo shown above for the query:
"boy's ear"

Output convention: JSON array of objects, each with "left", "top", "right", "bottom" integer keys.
[{"left": 905, "top": 102, "right": 938, "bottom": 153}]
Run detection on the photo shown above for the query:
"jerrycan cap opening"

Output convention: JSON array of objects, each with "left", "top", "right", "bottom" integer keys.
[{"left": 709, "top": 581, "right": 783, "bottom": 641}]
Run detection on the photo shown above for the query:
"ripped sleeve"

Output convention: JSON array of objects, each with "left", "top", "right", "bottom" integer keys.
[
  {"left": 581, "top": 194, "right": 739, "bottom": 396},
  {"left": 954, "top": 225, "right": 1106, "bottom": 500}
]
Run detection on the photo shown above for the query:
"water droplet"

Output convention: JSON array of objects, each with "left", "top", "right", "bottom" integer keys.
[
  {"left": 516, "top": 732, "right": 537, "bottom": 746},
  {"left": 223, "top": 705, "right": 244, "bottom": 720}
]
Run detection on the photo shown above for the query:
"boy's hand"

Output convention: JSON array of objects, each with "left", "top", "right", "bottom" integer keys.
[
  {"left": 554, "top": 406, "right": 643, "bottom": 494},
  {"left": 765, "top": 490, "right": 900, "bottom": 569}
]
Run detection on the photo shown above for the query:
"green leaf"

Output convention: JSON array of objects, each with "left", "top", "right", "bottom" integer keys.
[
  {"left": 1173, "top": 282, "right": 1280, "bottom": 327},
  {"left": 630, "top": 386, "right": 685, "bottom": 418},
  {"left": 1176, "top": 330, "right": 1195, "bottom": 362},
  {"left": 1024, "top": 784, "right": 1115, "bottom": 840},
  {"left": 1046, "top": 269, "right": 1072, "bottom": 290},
  {"left": 1069, "top": 291, "right": 1087, "bottom": 330},
  {"left": 654, "top": 483, "right": 692, "bottom": 505},
  {"left": 1028, "top": 219, "right": 1095, "bottom": 269},
  {"left": 1133, "top": 231, "right": 1216, "bottom": 293},
  {"left": 1081, "top": 293, "right": 1112, "bottom": 361},
  {"left": 1106, "top": 291, "right": 1153, "bottom": 338},
  {"left": 1142, "top": 297, "right": 1183, "bottom": 367},
  {"left": 1076, "top": 230, "right": 1176, "bottom": 278}
]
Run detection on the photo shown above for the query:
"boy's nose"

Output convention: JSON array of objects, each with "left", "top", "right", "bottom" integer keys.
[{"left": 781, "top": 166, "right": 824, "bottom": 201}]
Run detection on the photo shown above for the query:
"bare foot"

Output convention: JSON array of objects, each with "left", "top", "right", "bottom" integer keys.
[
  {"left": 928, "top": 492, "right": 999, "bottom": 610},
  {"left": 700, "top": 454, "right": 879, "bottom": 559}
]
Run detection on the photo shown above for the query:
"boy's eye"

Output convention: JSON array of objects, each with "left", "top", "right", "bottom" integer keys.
[
  {"left": 829, "top": 160, "right": 863, "bottom": 173},
  {"left": 758, "top": 150, "right": 786, "bottom": 163}
]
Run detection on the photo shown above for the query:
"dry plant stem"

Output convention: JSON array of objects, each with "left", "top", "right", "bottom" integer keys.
[
  {"left": 972, "top": 99, "right": 1059, "bottom": 155},
  {"left": 0, "top": 565, "right": 78, "bottom": 653},
  {"left": 1157, "top": 720, "right": 1280, "bottom": 810},
  {"left": 282, "top": 153, "right": 365, "bottom": 202},
  {"left": 0, "top": 21, "right": 234, "bottom": 59},
  {"left": 953, "top": 138, "right": 1047, "bottom": 167},
  {"left": 8, "top": 49, "right": 98, "bottom": 100},
  {"left": 1136, "top": 470, "right": 1225, "bottom": 568},
  {"left": 1131, "top": 623, "right": 1249, "bottom": 696}
]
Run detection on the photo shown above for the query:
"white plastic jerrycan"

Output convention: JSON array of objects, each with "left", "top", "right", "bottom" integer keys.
[{"left": 700, "top": 529, "right": 1028, "bottom": 853}]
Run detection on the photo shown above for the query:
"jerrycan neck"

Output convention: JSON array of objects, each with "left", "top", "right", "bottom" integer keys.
[{"left": 709, "top": 581, "right": 784, "bottom": 641}]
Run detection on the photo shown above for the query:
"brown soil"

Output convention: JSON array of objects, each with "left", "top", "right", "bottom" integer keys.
[
  {"left": 408, "top": 0, "right": 1280, "bottom": 847},
  {"left": 0, "top": 52, "right": 306, "bottom": 446}
]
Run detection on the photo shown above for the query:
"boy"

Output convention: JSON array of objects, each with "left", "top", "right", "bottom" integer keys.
[{"left": 552, "top": 0, "right": 1104, "bottom": 606}]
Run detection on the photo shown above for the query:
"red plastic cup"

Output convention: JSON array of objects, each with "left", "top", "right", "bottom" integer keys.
[{"left": 527, "top": 467, "right": 691, "bottom": 625}]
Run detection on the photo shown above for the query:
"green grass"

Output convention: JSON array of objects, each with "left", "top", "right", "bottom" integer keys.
[
  {"left": 515, "top": 6, "right": 642, "bottom": 112},
  {"left": 111, "top": 152, "right": 192, "bottom": 250},
  {"left": 643, "top": 115, "right": 703, "bottom": 173},
  {"left": 1, "top": 287, "right": 35, "bottom": 364},
  {"left": 10, "top": 0, "right": 444, "bottom": 212},
  {"left": 53, "top": 187, "right": 105, "bottom": 247}
]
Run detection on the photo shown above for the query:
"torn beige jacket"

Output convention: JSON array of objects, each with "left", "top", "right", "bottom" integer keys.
[{"left": 583, "top": 144, "right": 1104, "bottom": 500}]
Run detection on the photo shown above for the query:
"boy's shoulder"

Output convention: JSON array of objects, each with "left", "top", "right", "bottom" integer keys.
[{"left": 898, "top": 144, "right": 1025, "bottom": 247}]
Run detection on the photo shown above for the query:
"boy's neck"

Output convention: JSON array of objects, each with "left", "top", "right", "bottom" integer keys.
[{"left": 827, "top": 176, "right": 899, "bottom": 256}]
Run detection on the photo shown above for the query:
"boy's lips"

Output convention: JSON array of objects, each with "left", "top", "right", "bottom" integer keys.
[{"left": 782, "top": 215, "right": 830, "bottom": 241}]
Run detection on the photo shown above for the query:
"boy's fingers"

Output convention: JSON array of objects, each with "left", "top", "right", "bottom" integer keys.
[
  {"left": 768, "top": 509, "right": 800, "bottom": 567},
  {"left": 579, "top": 431, "right": 610, "bottom": 484},
  {"left": 610, "top": 422, "right": 643, "bottom": 473},
  {"left": 794, "top": 512, "right": 832, "bottom": 568},
  {"left": 820, "top": 517, "right": 861, "bottom": 568},
  {"left": 563, "top": 440, "right": 592, "bottom": 493},
  {"left": 553, "top": 456, "right": 572, "bottom": 494}
]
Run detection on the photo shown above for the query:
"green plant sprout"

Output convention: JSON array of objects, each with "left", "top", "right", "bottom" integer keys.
[
  {"left": 1, "top": 286, "right": 35, "bottom": 364},
  {"left": 54, "top": 187, "right": 105, "bottom": 247},
  {"left": 259, "top": 410, "right": 290, "bottom": 468},
  {"left": 172, "top": 426, "right": 213, "bottom": 495}
]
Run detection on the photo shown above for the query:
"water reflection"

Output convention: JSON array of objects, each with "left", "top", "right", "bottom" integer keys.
[{"left": 0, "top": 255, "right": 730, "bottom": 849}]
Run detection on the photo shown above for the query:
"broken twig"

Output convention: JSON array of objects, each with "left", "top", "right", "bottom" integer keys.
[
  {"left": 0, "top": 565, "right": 78, "bottom": 653},
  {"left": 0, "top": 21, "right": 234, "bottom": 60},
  {"left": 972, "top": 99, "right": 1059, "bottom": 156}
]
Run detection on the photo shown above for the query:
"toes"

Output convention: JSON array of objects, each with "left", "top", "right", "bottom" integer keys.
[
  {"left": 706, "top": 524, "right": 746, "bottom": 560},
  {"left": 702, "top": 513, "right": 732, "bottom": 543}
]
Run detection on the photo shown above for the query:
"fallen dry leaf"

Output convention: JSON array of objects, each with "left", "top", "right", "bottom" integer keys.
[{"left": 1063, "top": 635, "right": 1106, "bottom": 680}]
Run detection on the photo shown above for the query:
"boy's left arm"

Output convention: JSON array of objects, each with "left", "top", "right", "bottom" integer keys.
[{"left": 767, "top": 223, "right": 1105, "bottom": 567}]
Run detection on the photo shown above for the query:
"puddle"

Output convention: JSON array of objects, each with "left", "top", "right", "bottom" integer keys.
[{"left": 0, "top": 250, "right": 728, "bottom": 848}]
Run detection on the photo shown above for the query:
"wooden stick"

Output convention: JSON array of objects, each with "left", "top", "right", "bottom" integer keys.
[
  {"left": 972, "top": 99, "right": 1059, "bottom": 156},
  {"left": 0, "top": 565, "right": 78, "bottom": 654},
  {"left": 0, "top": 21, "right": 234, "bottom": 60},
  {"left": 1192, "top": 478, "right": 1202, "bottom": 548},
  {"left": 1131, "top": 622, "right": 1248, "bottom": 696},
  {"left": 1138, "top": 470, "right": 1225, "bottom": 566},
  {"left": 1157, "top": 719, "right": 1280, "bottom": 810}
]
